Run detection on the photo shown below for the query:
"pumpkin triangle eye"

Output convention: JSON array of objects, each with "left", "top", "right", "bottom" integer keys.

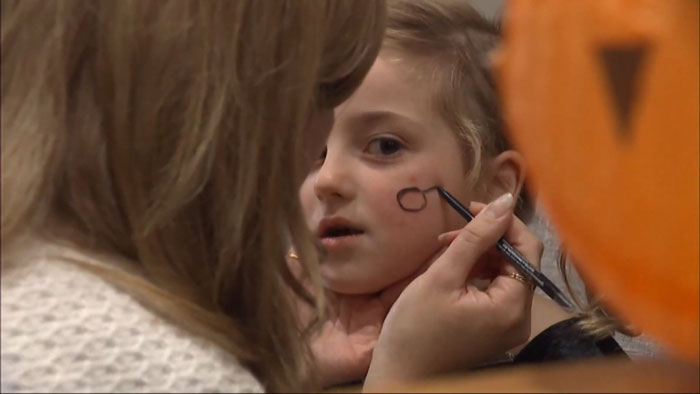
[{"left": 598, "top": 44, "right": 650, "bottom": 141}]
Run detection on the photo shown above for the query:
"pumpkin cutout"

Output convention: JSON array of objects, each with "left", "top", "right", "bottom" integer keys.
[{"left": 496, "top": 0, "right": 699, "bottom": 362}]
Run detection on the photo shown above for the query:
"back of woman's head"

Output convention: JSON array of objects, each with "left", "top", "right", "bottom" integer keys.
[{"left": 1, "top": 0, "right": 385, "bottom": 390}]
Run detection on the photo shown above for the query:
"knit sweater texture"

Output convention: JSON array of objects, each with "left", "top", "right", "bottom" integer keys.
[{"left": 1, "top": 242, "right": 264, "bottom": 393}]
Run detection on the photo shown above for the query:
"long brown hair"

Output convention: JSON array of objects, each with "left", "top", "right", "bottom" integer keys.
[{"left": 1, "top": 0, "right": 385, "bottom": 391}]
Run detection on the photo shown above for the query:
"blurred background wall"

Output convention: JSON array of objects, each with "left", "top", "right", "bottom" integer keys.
[{"left": 469, "top": 0, "right": 504, "bottom": 20}]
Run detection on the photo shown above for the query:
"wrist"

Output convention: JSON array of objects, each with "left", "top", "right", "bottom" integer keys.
[
  {"left": 364, "top": 341, "right": 431, "bottom": 392},
  {"left": 364, "top": 360, "right": 407, "bottom": 392},
  {"left": 364, "top": 340, "right": 405, "bottom": 391}
]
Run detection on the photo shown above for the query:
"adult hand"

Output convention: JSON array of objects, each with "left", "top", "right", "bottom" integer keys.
[
  {"left": 309, "top": 288, "right": 399, "bottom": 387},
  {"left": 289, "top": 253, "right": 418, "bottom": 388},
  {"left": 364, "top": 193, "right": 542, "bottom": 391}
]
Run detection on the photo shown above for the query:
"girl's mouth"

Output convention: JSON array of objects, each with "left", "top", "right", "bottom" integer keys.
[
  {"left": 323, "top": 227, "right": 364, "bottom": 238},
  {"left": 320, "top": 230, "right": 363, "bottom": 251},
  {"left": 317, "top": 220, "right": 365, "bottom": 251}
]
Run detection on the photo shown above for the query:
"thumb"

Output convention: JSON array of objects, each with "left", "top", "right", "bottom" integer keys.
[{"left": 429, "top": 193, "right": 515, "bottom": 289}]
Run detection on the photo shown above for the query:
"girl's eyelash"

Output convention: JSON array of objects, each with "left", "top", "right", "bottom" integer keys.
[
  {"left": 364, "top": 136, "right": 404, "bottom": 157},
  {"left": 313, "top": 134, "right": 405, "bottom": 169}
]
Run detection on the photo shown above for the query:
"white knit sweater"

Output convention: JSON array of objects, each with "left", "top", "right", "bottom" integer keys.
[{"left": 1, "top": 243, "right": 264, "bottom": 393}]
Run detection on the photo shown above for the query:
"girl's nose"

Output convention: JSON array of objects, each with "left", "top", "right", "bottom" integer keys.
[{"left": 313, "top": 154, "right": 354, "bottom": 202}]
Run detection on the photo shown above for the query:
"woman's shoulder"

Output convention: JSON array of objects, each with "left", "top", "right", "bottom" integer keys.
[{"left": 1, "top": 246, "right": 264, "bottom": 393}]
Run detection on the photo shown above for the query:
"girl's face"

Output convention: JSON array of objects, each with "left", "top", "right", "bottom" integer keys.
[{"left": 300, "top": 54, "right": 480, "bottom": 294}]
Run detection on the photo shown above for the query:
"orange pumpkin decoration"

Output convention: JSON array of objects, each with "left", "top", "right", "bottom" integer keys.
[{"left": 496, "top": 0, "right": 698, "bottom": 362}]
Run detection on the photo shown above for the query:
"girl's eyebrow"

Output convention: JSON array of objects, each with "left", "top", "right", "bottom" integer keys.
[{"left": 344, "top": 110, "right": 425, "bottom": 132}]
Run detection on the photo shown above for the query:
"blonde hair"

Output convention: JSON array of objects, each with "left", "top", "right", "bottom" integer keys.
[
  {"left": 1, "top": 0, "right": 385, "bottom": 391},
  {"left": 384, "top": 0, "right": 506, "bottom": 186},
  {"left": 558, "top": 252, "right": 637, "bottom": 340},
  {"left": 383, "top": 0, "right": 531, "bottom": 216}
]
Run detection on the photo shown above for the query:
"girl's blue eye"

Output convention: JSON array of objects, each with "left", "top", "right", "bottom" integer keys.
[{"left": 366, "top": 137, "right": 402, "bottom": 156}]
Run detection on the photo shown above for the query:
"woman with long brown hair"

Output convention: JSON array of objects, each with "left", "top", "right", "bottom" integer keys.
[
  {"left": 1, "top": 1, "right": 384, "bottom": 391},
  {"left": 2, "top": 0, "right": 540, "bottom": 391}
]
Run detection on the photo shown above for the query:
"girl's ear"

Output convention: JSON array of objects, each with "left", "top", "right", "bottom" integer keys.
[{"left": 482, "top": 150, "right": 526, "bottom": 202}]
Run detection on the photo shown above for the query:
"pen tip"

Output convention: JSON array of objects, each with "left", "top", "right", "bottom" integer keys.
[{"left": 558, "top": 296, "right": 575, "bottom": 311}]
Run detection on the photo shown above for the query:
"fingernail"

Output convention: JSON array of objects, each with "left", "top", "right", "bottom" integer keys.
[
  {"left": 437, "top": 233, "right": 448, "bottom": 242},
  {"left": 485, "top": 193, "right": 514, "bottom": 219}
]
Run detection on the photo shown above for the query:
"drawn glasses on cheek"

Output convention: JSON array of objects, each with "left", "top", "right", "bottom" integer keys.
[{"left": 396, "top": 186, "right": 440, "bottom": 212}]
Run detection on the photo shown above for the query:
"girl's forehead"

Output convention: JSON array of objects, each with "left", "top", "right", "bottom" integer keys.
[
  {"left": 336, "top": 54, "right": 437, "bottom": 122},
  {"left": 379, "top": 50, "right": 435, "bottom": 85}
]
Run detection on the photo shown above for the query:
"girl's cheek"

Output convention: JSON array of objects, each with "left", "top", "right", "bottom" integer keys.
[
  {"left": 377, "top": 181, "right": 428, "bottom": 228},
  {"left": 382, "top": 188, "right": 406, "bottom": 217},
  {"left": 299, "top": 184, "right": 316, "bottom": 222}
]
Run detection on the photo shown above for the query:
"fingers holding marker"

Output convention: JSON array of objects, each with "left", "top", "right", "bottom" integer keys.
[{"left": 429, "top": 193, "right": 515, "bottom": 289}]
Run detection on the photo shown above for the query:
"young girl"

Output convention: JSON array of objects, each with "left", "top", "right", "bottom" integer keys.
[
  {"left": 300, "top": 7, "right": 526, "bottom": 298},
  {"left": 298, "top": 0, "right": 627, "bottom": 387}
]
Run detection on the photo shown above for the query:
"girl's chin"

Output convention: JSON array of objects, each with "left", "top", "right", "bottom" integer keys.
[{"left": 319, "top": 267, "right": 393, "bottom": 295}]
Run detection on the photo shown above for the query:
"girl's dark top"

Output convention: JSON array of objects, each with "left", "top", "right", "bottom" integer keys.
[
  {"left": 340, "top": 317, "right": 628, "bottom": 389},
  {"left": 512, "top": 317, "right": 627, "bottom": 365},
  {"left": 473, "top": 317, "right": 628, "bottom": 372}
]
